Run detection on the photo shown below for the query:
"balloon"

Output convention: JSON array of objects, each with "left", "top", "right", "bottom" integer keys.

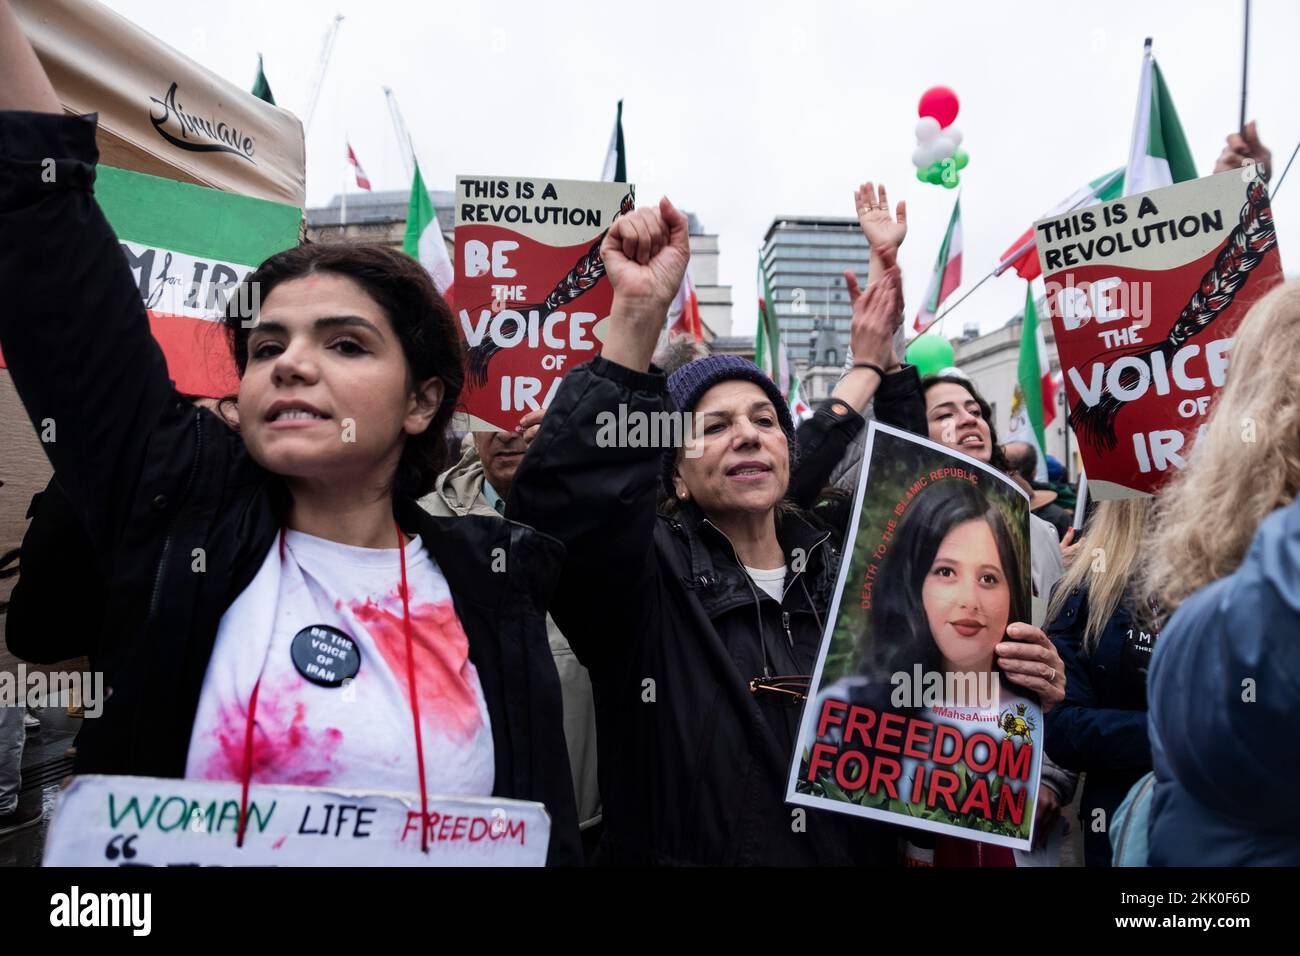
[
  {"left": 915, "top": 116, "right": 941, "bottom": 143},
  {"left": 931, "top": 134, "right": 956, "bottom": 160},
  {"left": 954, "top": 148, "right": 969, "bottom": 169},
  {"left": 918, "top": 86, "right": 960, "bottom": 128},
  {"left": 911, "top": 144, "right": 933, "bottom": 168},
  {"left": 946, "top": 127, "right": 963, "bottom": 148},
  {"left": 940, "top": 157, "right": 960, "bottom": 187},
  {"left": 906, "top": 334, "right": 956, "bottom": 377},
  {"left": 916, "top": 167, "right": 928, "bottom": 183}
]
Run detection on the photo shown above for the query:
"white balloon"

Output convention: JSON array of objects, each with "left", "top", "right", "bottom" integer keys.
[
  {"left": 911, "top": 144, "right": 932, "bottom": 168},
  {"left": 931, "top": 135, "right": 956, "bottom": 160},
  {"left": 946, "top": 126, "right": 963, "bottom": 148},
  {"left": 915, "top": 116, "right": 941, "bottom": 143}
]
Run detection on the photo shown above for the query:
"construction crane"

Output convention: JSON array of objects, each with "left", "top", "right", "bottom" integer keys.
[
  {"left": 383, "top": 86, "right": 416, "bottom": 180},
  {"left": 302, "top": 13, "right": 344, "bottom": 135}
]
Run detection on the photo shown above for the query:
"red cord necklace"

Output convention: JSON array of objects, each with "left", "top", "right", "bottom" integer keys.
[{"left": 235, "top": 521, "right": 432, "bottom": 851}]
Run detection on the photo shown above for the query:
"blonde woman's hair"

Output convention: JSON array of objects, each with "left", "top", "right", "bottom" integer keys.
[
  {"left": 1140, "top": 280, "right": 1300, "bottom": 618},
  {"left": 1046, "top": 498, "right": 1151, "bottom": 652}
]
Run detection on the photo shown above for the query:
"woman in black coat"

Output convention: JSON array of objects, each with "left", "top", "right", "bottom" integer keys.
[
  {"left": 508, "top": 197, "right": 1058, "bottom": 865},
  {"left": 0, "top": 12, "right": 579, "bottom": 864}
]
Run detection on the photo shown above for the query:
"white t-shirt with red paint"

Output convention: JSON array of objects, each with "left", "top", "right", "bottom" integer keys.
[{"left": 184, "top": 529, "right": 495, "bottom": 797}]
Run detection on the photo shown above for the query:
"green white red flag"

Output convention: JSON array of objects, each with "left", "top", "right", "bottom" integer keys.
[
  {"left": 914, "top": 196, "right": 962, "bottom": 333},
  {"left": 1123, "top": 45, "right": 1196, "bottom": 196},
  {"left": 1006, "top": 282, "right": 1057, "bottom": 482},
  {"left": 403, "top": 161, "right": 454, "bottom": 294},
  {"left": 0, "top": 165, "right": 299, "bottom": 398}
]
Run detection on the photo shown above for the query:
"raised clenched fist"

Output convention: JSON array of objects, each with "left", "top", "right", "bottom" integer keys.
[{"left": 601, "top": 197, "right": 691, "bottom": 320}]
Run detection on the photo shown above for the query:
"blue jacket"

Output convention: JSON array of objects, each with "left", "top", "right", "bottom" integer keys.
[
  {"left": 1045, "top": 586, "right": 1156, "bottom": 866},
  {"left": 1148, "top": 496, "right": 1300, "bottom": 866}
]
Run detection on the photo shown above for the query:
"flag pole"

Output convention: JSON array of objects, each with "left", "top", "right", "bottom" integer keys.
[
  {"left": 931, "top": 268, "right": 995, "bottom": 335},
  {"left": 943, "top": 168, "right": 1125, "bottom": 331},
  {"left": 1271, "top": 138, "right": 1300, "bottom": 199},
  {"left": 1239, "top": 0, "right": 1251, "bottom": 131}
]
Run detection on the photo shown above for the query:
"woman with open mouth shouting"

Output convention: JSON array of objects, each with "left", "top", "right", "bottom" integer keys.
[{"left": 506, "top": 193, "right": 928, "bottom": 865}]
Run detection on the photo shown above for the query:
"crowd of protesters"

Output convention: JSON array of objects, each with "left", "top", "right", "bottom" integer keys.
[{"left": 1, "top": 0, "right": 1297, "bottom": 866}]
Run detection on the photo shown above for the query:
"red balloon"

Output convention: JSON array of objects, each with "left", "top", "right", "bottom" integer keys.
[{"left": 918, "top": 86, "right": 960, "bottom": 128}]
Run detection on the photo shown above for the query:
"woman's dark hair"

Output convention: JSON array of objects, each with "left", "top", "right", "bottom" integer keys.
[
  {"left": 861, "top": 479, "right": 1027, "bottom": 682},
  {"left": 920, "top": 374, "right": 1012, "bottom": 474},
  {"left": 222, "top": 242, "right": 463, "bottom": 499}
]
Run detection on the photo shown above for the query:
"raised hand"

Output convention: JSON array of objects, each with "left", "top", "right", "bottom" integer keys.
[
  {"left": 599, "top": 197, "right": 691, "bottom": 372},
  {"left": 1214, "top": 120, "right": 1272, "bottom": 179},
  {"left": 845, "top": 266, "right": 903, "bottom": 370},
  {"left": 854, "top": 182, "right": 907, "bottom": 269},
  {"left": 602, "top": 197, "right": 691, "bottom": 313},
  {"left": 828, "top": 266, "right": 903, "bottom": 414}
]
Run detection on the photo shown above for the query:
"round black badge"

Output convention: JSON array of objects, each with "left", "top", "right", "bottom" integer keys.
[{"left": 290, "top": 625, "right": 361, "bottom": 688}]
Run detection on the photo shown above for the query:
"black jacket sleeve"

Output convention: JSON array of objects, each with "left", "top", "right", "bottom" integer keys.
[
  {"left": 872, "top": 364, "right": 926, "bottom": 435},
  {"left": 4, "top": 477, "right": 108, "bottom": 665},
  {"left": 1044, "top": 591, "right": 1152, "bottom": 772},
  {"left": 827, "top": 365, "right": 927, "bottom": 496},
  {"left": 785, "top": 402, "right": 867, "bottom": 510},
  {"left": 505, "top": 356, "right": 668, "bottom": 671},
  {"left": 0, "top": 112, "right": 181, "bottom": 556},
  {"left": 791, "top": 365, "right": 927, "bottom": 534}
]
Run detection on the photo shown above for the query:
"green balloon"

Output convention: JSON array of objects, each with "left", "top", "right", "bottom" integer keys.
[
  {"left": 925, "top": 162, "right": 944, "bottom": 184},
  {"left": 916, "top": 166, "right": 928, "bottom": 183},
  {"left": 906, "top": 334, "right": 955, "bottom": 377},
  {"left": 954, "top": 148, "right": 969, "bottom": 169}
]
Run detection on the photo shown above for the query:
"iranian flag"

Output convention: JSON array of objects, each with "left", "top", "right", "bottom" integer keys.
[
  {"left": 914, "top": 196, "right": 962, "bottom": 333},
  {"left": 667, "top": 264, "right": 704, "bottom": 341},
  {"left": 1006, "top": 282, "right": 1057, "bottom": 482},
  {"left": 404, "top": 161, "right": 454, "bottom": 294},
  {"left": 251, "top": 53, "right": 275, "bottom": 105},
  {"left": 996, "top": 169, "right": 1124, "bottom": 281},
  {"left": 788, "top": 375, "right": 813, "bottom": 421},
  {"left": 756, "top": 262, "right": 812, "bottom": 421},
  {"left": 0, "top": 165, "right": 301, "bottom": 397},
  {"left": 755, "top": 262, "right": 785, "bottom": 390},
  {"left": 1123, "top": 42, "right": 1197, "bottom": 195}
]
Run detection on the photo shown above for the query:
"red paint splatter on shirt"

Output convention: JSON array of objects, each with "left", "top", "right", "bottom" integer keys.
[
  {"left": 350, "top": 595, "right": 482, "bottom": 742},
  {"left": 202, "top": 688, "right": 344, "bottom": 786}
]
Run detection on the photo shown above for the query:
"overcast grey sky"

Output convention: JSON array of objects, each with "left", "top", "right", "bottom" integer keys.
[{"left": 101, "top": 0, "right": 1300, "bottom": 340}]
